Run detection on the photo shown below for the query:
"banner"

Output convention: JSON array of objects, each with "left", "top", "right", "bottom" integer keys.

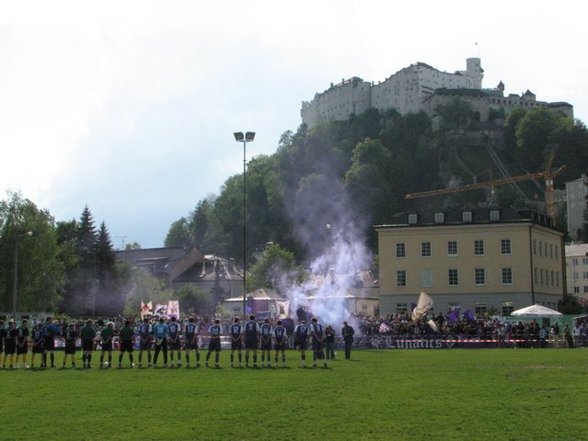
[
  {"left": 276, "top": 300, "right": 290, "bottom": 319},
  {"left": 411, "top": 291, "right": 433, "bottom": 321},
  {"left": 140, "top": 301, "right": 153, "bottom": 319},
  {"left": 154, "top": 303, "right": 168, "bottom": 317},
  {"left": 167, "top": 300, "right": 180, "bottom": 318}
]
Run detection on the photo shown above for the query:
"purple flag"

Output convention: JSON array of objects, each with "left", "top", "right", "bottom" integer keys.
[
  {"left": 464, "top": 309, "right": 476, "bottom": 322},
  {"left": 446, "top": 309, "right": 459, "bottom": 324}
]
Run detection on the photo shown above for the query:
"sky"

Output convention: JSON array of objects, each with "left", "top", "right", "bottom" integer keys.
[{"left": 1, "top": 0, "right": 587, "bottom": 249}]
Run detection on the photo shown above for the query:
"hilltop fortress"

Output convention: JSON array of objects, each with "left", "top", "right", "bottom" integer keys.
[{"left": 301, "top": 58, "right": 573, "bottom": 129}]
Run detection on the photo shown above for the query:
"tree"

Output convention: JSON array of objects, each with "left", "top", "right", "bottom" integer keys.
[
  {"left": 247, "top": 243, "right": 304, "bottom": 292},
  {"left": 165, "top": 217, "right": 191, "bottom": 247},
  {"left": 175, "top": 284, "right": 215, "bottom": 316},
  {"left": 122, "top": 266, "right": 174, "bottom": 317}
]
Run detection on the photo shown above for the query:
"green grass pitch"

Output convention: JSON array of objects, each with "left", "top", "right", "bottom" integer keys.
[{"left": 1, "top": 349, "right": 587, "bottom": 441}]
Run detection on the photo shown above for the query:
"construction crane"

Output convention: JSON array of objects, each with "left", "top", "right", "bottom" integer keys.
[{"left": 405, "top": 157, "right": 565, "bottom": 219}]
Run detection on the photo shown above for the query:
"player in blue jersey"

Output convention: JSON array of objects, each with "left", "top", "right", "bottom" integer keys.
[
  {"left": 183, "top": 317, "right": 200, "bottom": 368},
  {"left": 243, "top": 315, "right": 260, "bottom": 368},
  {"left": 293, "top": 320, "right": 309, "bottom": 368},
  {"left": 229, "top": 317, "right": 243, "bottom": 368},
  {"left": 259, "top": 318, "right": 273, "bottom": 368},
  {"left": 152, "top": 317, "right": 169, "bottom": 368},
  {"left": 205, "top": 319, "right": 223, "bottom": 368},
  {"left": 309, "top": 317, "right": 327, "bottom": 368},
  {"left": 137, "top": 317, "right": 153, "bottom": 367},
  {"left": 273, "top": 320, "right": 288, "bottom": 367},
  {"left": 167, "top": 316, "right": 182, "bottom": 368}
]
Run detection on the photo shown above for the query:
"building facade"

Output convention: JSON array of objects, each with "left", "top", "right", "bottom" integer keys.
[
  {"left": 566, "top": 175, "right": 588, "bottom": 240},
  {"left": 565, "top": 243, "right": 588, "bottom": 301},
  {"left": 375, "top": 209, "right": 565, "bottom": 315},
  {"left": 301, "top": 57, "right": 572, "bottom": 129}
]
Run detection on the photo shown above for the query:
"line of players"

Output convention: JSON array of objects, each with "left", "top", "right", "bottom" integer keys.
[{"left": 0, "top": 314, "right": 329, "bottom": 370}]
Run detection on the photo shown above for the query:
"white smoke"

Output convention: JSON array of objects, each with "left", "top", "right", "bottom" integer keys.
[{"left": 282, "top": 172, "right": 371, "bottom": 327}]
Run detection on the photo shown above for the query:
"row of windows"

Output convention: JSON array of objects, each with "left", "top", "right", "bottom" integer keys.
[
  {"left": 570, "top": 257, "right": 588, "bottom": 266},
  {"left": 572, "top": 271, "right": 588, "bottom": 279},
  {"left": 532, "top": 240, "right": 560, "bottom": 260},
  {"left": 573, "top": 286, "right": 588, "bottom": 294},
  {"left": 396, "top": 239, "right": 512, "bottom": 258},
  {"left": 534, "top": 268, "right": 561, "bottom": 287},
  {"left": 395, "top": 268, "right": 514, "bottom": 287}
]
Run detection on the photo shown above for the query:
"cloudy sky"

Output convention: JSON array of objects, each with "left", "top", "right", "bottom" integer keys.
[{"left": 1, "top": 0, "right": 586, "bottom": 248}]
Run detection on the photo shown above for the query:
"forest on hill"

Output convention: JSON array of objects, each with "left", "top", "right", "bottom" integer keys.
[{"left": 165, "top": 99, "right": 588, "bottom": 265}]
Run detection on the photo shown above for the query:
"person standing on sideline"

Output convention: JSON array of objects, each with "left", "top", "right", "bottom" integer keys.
[
  {"left": 342, "top": 321, "right": 355, "bottom": 360},
  {"left": 183, "top": 317, "right": 200, "bottom": 368},
  {"left": 205, "top": 319, "right": 223, "bottom": 368},
  {"left": 99, "top": 322, "right": 115, "bottom": 368},
  {"left": 152, "top": 317, "right": 169, "bottom": 368},
  {"left": 309, "top": 317, "right": 327, "bottom": 368},
  {"left": 63, "top": 323, "right": 78, "bottom": 369},
  {"left": 294, "top": 320, "right": 309, "bottom": 368},
  {"left": 3, "top": 321, "right": 17, "bottom": 369},
  {"left": 15, "top": 319, "right": 30, "bottom": 369},
  {"left": 167, "top": 316, "right": 182, "bottom": 368},
  {"left": 118, "top": 320, "right": 135, "bottom": 368},
  {"left": 42, "top": 317, "right": 59, "bottom": 368},
  {"left": 80, "top": 319, "right": 97, "bottom": 369},
  {"left": 0, "top": 320, "right": 6, "bottom": 368},
  {"left": 243, "top": 315, "right": 260, "bottom": 368},
  {"left": 229, "top": 317, "right": 243, "bottom": 368},
  {"left": 260, "top": 318, "right": 273, "bottom": 368},
  {"left": 273, "top": 320, "right": 288, "bottom": 367},
  {"left": 30, "top": 322, "right": 44, "bottom": 368},
  {"left": 137, "top": 317, "right": 153, "bottom": 368},
  {"left": 324, "top": 325, "right": 336, "bottom": 360}
]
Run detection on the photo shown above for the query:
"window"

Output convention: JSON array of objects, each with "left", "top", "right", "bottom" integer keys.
[
  {"left": 555, "top": 246, "right": 559, "bottom": 260},
  {"left": 475, "top": 304, "right": 487, "bottom": 316},
  {"left": 396, "top": 270, "right": 406, "bottom": 287},
  {"left": 489, "top": 209, "right": 500, "bottom": 221},
  {"left": 448, "top": 241, "right": 458, "bottom": 256},
  {"left": 533, "top": 240, "right": 537, "bottom": 255},
  {"left": 538, "top": 241, "right": 542, "bottom": 257},
  {"left": 549, "top": 244, "right": 554, "bottom": 259},
  {"left": 584, "top": 286, "right": 588, "bottom": 293},
  {"left": 534, "top": 267, "right": 538, "bottom": 284},
  {"left": 502, "top": 303, "right": 514, "bottom": 316},
  {"left": 556, "top": 272, "right": 560, "bottom": 287},
  {"left": 573, "top": 258, "right": 579, "bottom": 265},
  {"left": 540, "top": 269, "right": 544, "bottom": 285},
  {"left": 574, "top": 272, "right": 579, "bottom": 280},
  {"left": 574, "top": 286, "right": 580, "bottom": 294},
  {"left": 408, "top": 214, "right": 418, "bottom": 225},
  {"left": 475, "top": 268, "right": 486, "bottom": 285},
  {"left": 396, "top": 243, "right": 406, "bottom": 258},
  {"left": 501, "top": 239, "right": 511, "bottom": 255},
  {"left": 448, "top": 269, "right": 459, "bottom": 286},
  {"left": 583, "top": 271, "right": 588, "bottom": 279},
  {"left": 421, "top": 269, "right": 432, "bottom": 288},
  {"left": 502, "top": 268, "right": 513, "bottom": 285},
  {"left": 421, "top": 242, "right": 431, "bottom": 257},
  {"left": 434, "top": 212, "right": 445, "bottom": 224},
  {"left": 462, "top": 211, "right": 472, "bottom": 223},
  {"left": 583, "top": 258, "right": 588, "bottom": 265},
  {"left": 474, "top": 240, "right": 485, "bottom": 255},
  {"left": 396, "top": 303, "right": 408, "bottom": 313}
]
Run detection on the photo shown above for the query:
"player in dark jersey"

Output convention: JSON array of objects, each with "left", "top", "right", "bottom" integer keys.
[
  {"left": 229, "top": 317, "right": 243, "bottom": 368},
  {"left": 42, "top": 317, "right": 59, "bottom": 368},
  {"left": 273, "top": 320, "right": 288, "bottom": 367},
  {"left": 3, "top": 321, "right": 17, "bottom": 369},
  {"left": 183, "top": 317, "right": 200, "bottom": 368},
  {"left": 167, "top": 316, "right": 182, "bottom": 368},
  {"left": 293, "top": 320, "right": 309, "bottom": 368},
  {"left": 0, "top": 320, "right": 5, "bottom": 368},
  {"left": 137, "top": 318, "right": 153, "bottom": 368},
  {"left": 15, "top": 319, "right": 29, "bottom": 369},
  {"left": 243, "top": 315, "right": 260, "bottom": 368},
  {"left": 259, "top": 318, "right": 273, "bottom": 368},
  {"left": 62, "top": 323, "right": 78, "bottom": 369},
  {"left": 205, "top": 319, "right": 223, "bottom": 368},
  {"left": 99, "top": 322, "right": 115, "bottom": 368},
  {"left": 118, "top": 320, "right": 135, "bottom": 368},
  {"left": 30, "top": 322, "right": 44, "bottom": 368},
  {"left": 309, "top": 317, "right": 327, "bottom": 368},
  {"left": 80, "top": 319, "right": 97, "bottom": 369}
]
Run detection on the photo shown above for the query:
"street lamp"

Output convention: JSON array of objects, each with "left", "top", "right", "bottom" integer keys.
[
  {"left": 13, "top": 231, "right": 33, "bottom": 316},
  {"left": 234, "top": 131, "right": 255, "bottom": 316}
]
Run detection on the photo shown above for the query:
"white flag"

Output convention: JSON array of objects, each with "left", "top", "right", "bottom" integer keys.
[
  {"left": 168, "top": 300, "right": 180, "bottom": 319},
  {"left": 411, "top": 291, "right": 434, "bottom": 321}
]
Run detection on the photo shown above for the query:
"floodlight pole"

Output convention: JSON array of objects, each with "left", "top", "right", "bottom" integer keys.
[
  {"left": 13, "top": 231, "right": 33, "bottom": 316},
  {"left": 234, "top": 131, "right": 255, "bottom": 316}
]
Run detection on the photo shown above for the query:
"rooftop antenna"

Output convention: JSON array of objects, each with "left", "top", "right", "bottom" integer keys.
[{"left": 115, "top": 235, "right": 127, "bottom": 250}]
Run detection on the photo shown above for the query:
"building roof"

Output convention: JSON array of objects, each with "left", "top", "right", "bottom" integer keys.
[{"left": 565, "top": 243, "right": 588, "bottom": 257}]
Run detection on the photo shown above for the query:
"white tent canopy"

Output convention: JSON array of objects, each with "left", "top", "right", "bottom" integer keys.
[{"left": 511, "top": 304, "right": 563, "bottom": 317}]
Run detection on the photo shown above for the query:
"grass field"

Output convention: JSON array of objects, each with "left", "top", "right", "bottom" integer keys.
[{"left": 1, "top": 349, "right": 587, "bottom": 441}]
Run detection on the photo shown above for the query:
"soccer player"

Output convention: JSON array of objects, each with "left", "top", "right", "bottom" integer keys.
[
  {"left": 309, "top": 317, "right": 327, "bottom": 368},
  {"left": 243, "top": 314, "right": 260, "bottom": 367},
  {"left": 3, "top": 321, "right": 17, "bottom": 369},
  {"left": 229, "top": 317, "right": 243, "bottom": 368},
  {"left": 0, "top": 320, "right": 5, "bottom": 368},
  {"left": 294, "top": 319, "right": 309, "bottom": 368},
  {"left": 167, "top": 316, "right": 182, "bottom": 368},
  {"left": 30, "top": 322, "right": 44, "bottom": 368},
  {"left": 42, "top": 317, "right": 59, "bottom": 368},
  {"left": 137, "top": 317, "right": 153, "bottom": 368},
  {"left": 205, "top": 319, "right": 223, "bottom": 368},
  {"left": 152, "top": 317, "right": 169, "bottom": 368},
  {"left": 118, "top": 320, "right": 135, "bottom": 368},
  {"left": 183, "top": 317, "right": 200, "bottom": 368},
  {"left": 342, "top": 321, "right": 355, "bottom": 360},
  {"left": 325, "top": 325, "right": 336, "bottom": 360},
  {"left": 259, "top": 318, "right": 273, "bottom": 367},
  {"left": 99, "top": 322, "right": 115, "bottom": 368},
  {"left": 63, "top": 323, "right": 78, "bottom": 368},
  {"left": 80, "top": 319, "right": 97, "bottom": 369},
  {"left": 15, "top": 319, "right": 29, "bottom": 369},
  {"left": 273, "top": 320, "right": 288, "bottom": 368}
]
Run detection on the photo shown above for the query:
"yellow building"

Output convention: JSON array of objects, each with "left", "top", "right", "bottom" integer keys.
[{"left": 375, "top": 208, "right": 565, "bottom": 316}]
